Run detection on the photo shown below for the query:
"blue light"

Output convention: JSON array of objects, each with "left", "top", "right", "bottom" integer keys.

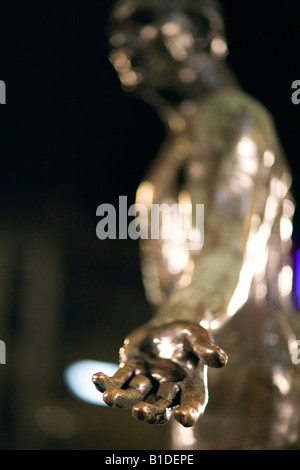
[{"left": 64, "top": 360, "right": 119, "bottom": 406}]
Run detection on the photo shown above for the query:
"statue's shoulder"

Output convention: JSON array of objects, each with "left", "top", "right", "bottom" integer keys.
[
  {"left": 192, "top": 88, "right": 283, "bottom": 157},
  {"left": 197, "top": 88, "right": 273, "bottom": 124}
]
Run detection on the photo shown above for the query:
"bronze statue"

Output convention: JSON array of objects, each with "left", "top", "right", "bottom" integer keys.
[{"left": 92, "top": 0, "right": 300, "bottom": 448}]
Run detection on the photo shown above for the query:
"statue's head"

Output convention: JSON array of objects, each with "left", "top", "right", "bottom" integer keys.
[{"left": 108, "top": 0, "right": 227, "bottom": 95}]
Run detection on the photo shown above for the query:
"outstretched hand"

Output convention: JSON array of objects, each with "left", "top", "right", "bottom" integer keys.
[{"left": 92, "top": 321, "right": 227, "bottom": 427}]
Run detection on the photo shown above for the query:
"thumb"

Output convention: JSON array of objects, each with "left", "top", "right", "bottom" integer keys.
[{"left": 185, "top": 324, "right": 228, "bottom": 368}]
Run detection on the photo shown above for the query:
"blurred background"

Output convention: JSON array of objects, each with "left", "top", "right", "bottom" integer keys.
[{"left": 0, "top": 0, "right": 300, "bottom": 450}]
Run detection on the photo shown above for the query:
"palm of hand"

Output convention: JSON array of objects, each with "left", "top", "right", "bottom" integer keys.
[{"left": 93, "top": 321, "right": 227, "bottom": 427}]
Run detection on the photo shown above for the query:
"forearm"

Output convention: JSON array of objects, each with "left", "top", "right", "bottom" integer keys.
[{"left": 148, "top": 245, "right": 244, "bottom": 329}]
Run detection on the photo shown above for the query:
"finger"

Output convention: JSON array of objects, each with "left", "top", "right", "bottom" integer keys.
[
  {"left": 174, "top": 373, "right": 208, "bottom": 428},
  {"left": 132, "top": 382, "right": 179, "bottom": 425},
  {"left": 92, "top": 359, "right": 145, "bottom": 392},
  {"left": 119, "top": 325, "right": 150, "bottom": 363},
  {"left": 103, "top": 374, "right": 153, "bottom": 409},
  {"left": 92, "top": 366, "right": 133, "bottom": 392},
  {"left": 186, "top": 324, "right": 228, "bottom": 368},
  {"left": 195, "top": 342, "right": 228, "bottom": 368},
  {"left": 112, "top": 359, "right": 146, "bottom": 385},
  {"left": 148, "top": 357, "right": 185, "bottom": 382}
]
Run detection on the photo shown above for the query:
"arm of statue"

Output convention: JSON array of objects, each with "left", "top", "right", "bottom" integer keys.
[
  {"left": 93, "top": 320, "right": 227, "bottom": 427},
  {"left": 92, "top": 92, "right": 290, "bottom": 428}
]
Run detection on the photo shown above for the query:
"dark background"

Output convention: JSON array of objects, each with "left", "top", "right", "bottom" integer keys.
[{"left": 0, "top": 0, "right": 299, "bottom": 450}]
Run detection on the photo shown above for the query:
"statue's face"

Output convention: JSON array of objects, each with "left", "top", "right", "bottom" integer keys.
[{"left": 108, "top": 0, "right": 226, "bottom": 92}]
